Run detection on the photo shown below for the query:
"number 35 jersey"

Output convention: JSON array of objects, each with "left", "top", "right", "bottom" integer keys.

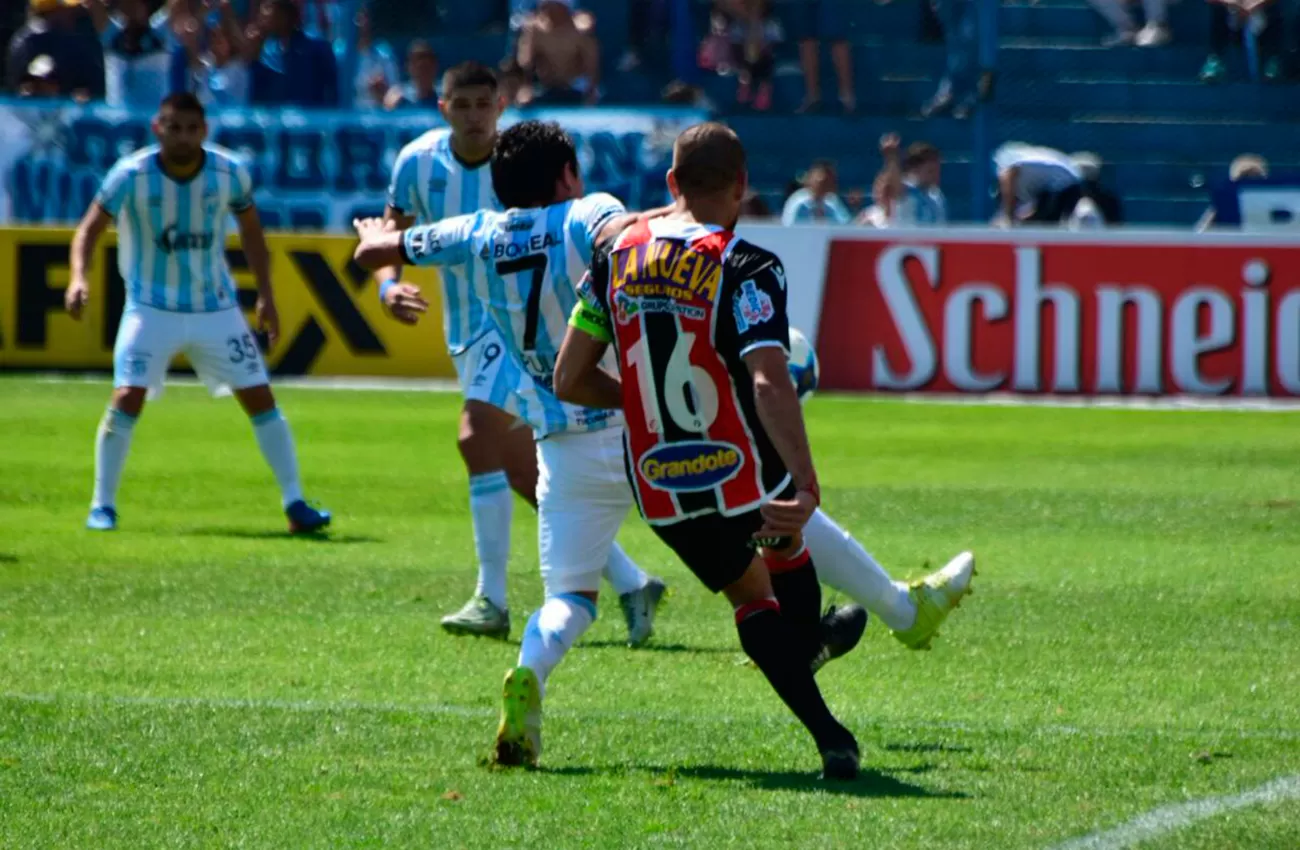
[
  {"left": 400, "top": 192, "right": 627, "bottom": 438},
  {"left": 570, "top": 218, "right": 793, "bottom": 525}
]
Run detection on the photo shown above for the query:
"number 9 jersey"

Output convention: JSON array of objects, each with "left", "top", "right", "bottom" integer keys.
[{"left": 570, "top": 218, "right": 794, "bottom": 525}]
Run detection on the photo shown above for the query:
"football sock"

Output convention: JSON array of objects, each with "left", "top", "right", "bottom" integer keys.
[
  {"left": 518, "top": 593, "right": 597, "bottom": 695},
  {"left": 92, "top": 407, "right": 137, "bottom": 509},
  {"left": 803, "top": 509, "right": 918, "bottom": 631},
  {"left": 765, "top": 546, "right": 823, "bottom": 664},
  {"left": 469, "top": 471, "right": 513, "bottom": 609},
  {"left": 602, "top": 543, "right": 649, "bottom": 596},
  {"left": 250, "top": 408, "right": 304, "bottom": 508},
  {"left": 735, "top": 601, "right": 853, "bottom": 752}
]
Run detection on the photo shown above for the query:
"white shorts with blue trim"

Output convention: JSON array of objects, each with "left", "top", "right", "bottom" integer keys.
[
  {"left": 536, "top": 425, "right": 634, "bottom": 596},
  {"left": 451, "top": 324, "right": 541, "bottom": 424},
  {"left": 114, "top": 303, "right": 270, "bottom": 399}
]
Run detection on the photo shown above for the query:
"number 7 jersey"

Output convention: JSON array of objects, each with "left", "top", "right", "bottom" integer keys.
[
  {"left": 399, "top": 191, "right": 627, "bottom": 438},
  {"left": 570, "top": 218, "right": 794, "bottom": 525}
]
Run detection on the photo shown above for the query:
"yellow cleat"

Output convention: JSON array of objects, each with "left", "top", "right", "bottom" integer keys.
[
  {"left": 494, "top": 666, "right": 542, "bottom": 768},
  {"left": 891, "top": 551, "right": 976, "bottom": 651}
]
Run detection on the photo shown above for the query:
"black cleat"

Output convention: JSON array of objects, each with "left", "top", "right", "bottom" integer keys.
[
  {"left": 811, "top": 604, "right": 868, "bottom": 674},
  {"left": 820, "top": 747, "right": 861, "bottom": 781}
]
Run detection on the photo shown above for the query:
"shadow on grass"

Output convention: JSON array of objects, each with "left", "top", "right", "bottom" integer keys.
[
  {"left": 0, "top": 553, "right": 18, "bottom": 564},
  {"left": 179, "top": 528, "right": 382, "bottom": 544},
  {"left": 579, "top": 640, "right": 737, "bottom": 655},
  {"left": 883, "top": 742, "right": 974, "bottom": 755},
  {"left": 539, "top": 764, "right": 968, "bottom": 799}
]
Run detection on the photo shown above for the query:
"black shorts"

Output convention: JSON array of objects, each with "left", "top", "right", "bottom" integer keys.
[{"left": 651, "top": 488, "right": 797, "bottom": 594}]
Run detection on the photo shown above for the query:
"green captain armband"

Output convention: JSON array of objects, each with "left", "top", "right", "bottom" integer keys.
[{"left": 569, "top": 301, "right": 613, "bottom": 343}]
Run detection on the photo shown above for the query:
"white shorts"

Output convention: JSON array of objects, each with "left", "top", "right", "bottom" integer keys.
[
  {"left": 537, "top": 426, "right": 634, "bottom": 596},
  {"left": 452, "top": 325, "right": 542, "bottom": 422},
  {"left": 114, "top": 303, "right": 270, "bottom": 398}
]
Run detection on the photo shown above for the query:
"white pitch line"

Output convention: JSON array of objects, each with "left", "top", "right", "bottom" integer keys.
[
  {"left": 3, "top": 691, "right": 1298, "bottom": 744},
  {"left": 1050, "top": 774, "right": 1300, "bottom": 850},
  {"left": 18, "top": 373, "right": 1300, "bottom": 411}
]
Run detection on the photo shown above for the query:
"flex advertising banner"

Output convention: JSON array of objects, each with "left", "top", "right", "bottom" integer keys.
[
  {"left": 815, "top": 231, "right": 1300, "bottom": 397},
  {"left": 0, "top": 101, "right": 705, "bottom": 230},
  {"left": 0, "top": 226, "right": 455, "bottom": 377}
]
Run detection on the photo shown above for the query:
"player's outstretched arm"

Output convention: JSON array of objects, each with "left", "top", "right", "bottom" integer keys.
[
  {"left": 66, "top": 204, "right": 113, "bottom": 321},
  {"left": 555, "top": 326, "right": 622, "bottom": 410},
  {"left": 352, "top": 217, "right": 406, "bottom": 270},
  {"left": 371, "top": 206, "right": 428, "bottom": 325},
  {"left": 236, "top": 206, "right": 280, "bottom": 344}
]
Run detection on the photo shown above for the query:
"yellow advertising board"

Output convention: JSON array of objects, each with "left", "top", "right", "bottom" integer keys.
[{"left": 0, "top": 227, "right": 455, "bottom": 378}]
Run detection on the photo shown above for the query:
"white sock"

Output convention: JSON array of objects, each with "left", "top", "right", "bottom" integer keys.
[
  {"left": 250, "top": 408, "right": 304, "bottom": 508},
  {"left": 92, "top": 407, "right": 137, "bottom": 509},
  {"left": 469, "top": 471, "right": 513, "bottom": 609},
  {"left": 803, "top": 508, "right": 917, "bottom": 632},
  {"left": 518, "top": 593, "right": 597, "bottom": 693},
  {"left": 602, "top": 543, "right": 649, "bottom": 596}
]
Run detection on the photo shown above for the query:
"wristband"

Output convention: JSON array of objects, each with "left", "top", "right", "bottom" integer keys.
[{"left": 378, "top": 278, "right": 397, "bottom": 302}]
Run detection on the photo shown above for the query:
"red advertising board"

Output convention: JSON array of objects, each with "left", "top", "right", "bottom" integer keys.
[{"left": 818, "top": 237, "right": 1300, "bottom": 396}]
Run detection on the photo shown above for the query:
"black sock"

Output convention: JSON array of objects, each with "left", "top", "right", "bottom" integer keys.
[
  {"left": 735, "top": 604, "right": 854, "bottom": 754},
  {"left": 768, "top": 559, "right": 823, "bottom": 664}
]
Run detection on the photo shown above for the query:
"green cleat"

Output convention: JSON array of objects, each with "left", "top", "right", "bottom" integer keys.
[
  {"left": 891, "top": 551, "right": 976, "bottom": 651},
  {"left": 440, "top": 595, "right": 511, "bottom": 639},
  {"left": 494, "top": 666, "right": 542, "bottom": 768},
  {"left": 620, "top": 577, "right": 667, "bottom": 648}
]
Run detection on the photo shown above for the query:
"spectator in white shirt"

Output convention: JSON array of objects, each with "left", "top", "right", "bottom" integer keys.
[
  {"left": 86, "top": 0, "right": 173, "bottom": 108},
  {"left": 782, "top": 160, "right": 852, "bottom": 225},
  {"left": 993, "top": 142, "right": 1084, "bottom": 226}
]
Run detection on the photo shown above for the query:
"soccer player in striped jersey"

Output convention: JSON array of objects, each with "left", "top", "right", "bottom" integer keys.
[
  {"left": 64, "top": 92, "right": 330, "bottom": 535},
  {"left": 372, "top": 63, "right": 664, "bottom": 645}
]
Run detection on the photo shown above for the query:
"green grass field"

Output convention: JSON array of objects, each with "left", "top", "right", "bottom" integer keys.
[{"left": 2, "top": 375, "right": 1298, "bottom": 849}]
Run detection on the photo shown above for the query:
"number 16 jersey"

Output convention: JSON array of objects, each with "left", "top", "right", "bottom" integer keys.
[{"left": 570, "top": 218, "right": 793, "bottom": 525}]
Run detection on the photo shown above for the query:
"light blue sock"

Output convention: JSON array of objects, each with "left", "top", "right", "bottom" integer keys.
[
  {"left": 251, "top": 408, "right": 304, "bottom": 508},
  {"left": 518, "top": 593, "right": 597, "bottom": 694},
  {"left": 93, "top": 407, "right": 137, "bottom": 509},
  {"left": 602, "top": 543, "right": 649, "bottom": 596},
  {"left": 470, "top": 471, "right": 513, "bottom": 609}
]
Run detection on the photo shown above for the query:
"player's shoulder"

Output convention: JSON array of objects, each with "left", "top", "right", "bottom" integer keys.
[
  {"left": 202, "top": 144, "right": 250, "bottom": 172},
  {"left": 725, "top": 237, "right": 784, "bottom": 277},
  {"left": 112, "top": 145, "right": 159, "bottom": 176},
  {"left": 569, "top": 191, "right": 625, "bottom": 218},
  {"left": 397, "top": 128, "right": 451, "bottom": 161}
]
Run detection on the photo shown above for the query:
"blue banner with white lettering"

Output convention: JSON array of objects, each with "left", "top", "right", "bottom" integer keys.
[{"left": 0, "top": 100, "right": 707, "bottom": 231}]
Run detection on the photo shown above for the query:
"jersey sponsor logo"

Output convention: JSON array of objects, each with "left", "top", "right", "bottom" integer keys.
[
  {"left": 638, "top": 440, "right": 744, "bottom": 492},
  {"left": 156, "top": 225, "right": 215, "bottom": 253},
  {"left": 733, "top": 279, "right": 774, "bottom": 332},
  {"left": 492, "top": 232, "right": 561, "bottom": 259},
  {"left": 612, "top": 240, "right": 721, "bottom": 304},
  {"left": 615, "top": 290, "right": 704, "bottom": 324}
]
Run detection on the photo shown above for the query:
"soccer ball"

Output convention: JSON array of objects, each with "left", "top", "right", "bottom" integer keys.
[{"left": 788, "top": 327, "right": 819, "bottom": 403}]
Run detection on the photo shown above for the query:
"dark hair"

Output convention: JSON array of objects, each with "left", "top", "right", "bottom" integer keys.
[
  {"left": 442, "top": 61, "right": 497, "bottom": 94},
  {"left": 904, "top": 142, "right": 941, "bottom": 172},
  {"left": 158, "top": 91, "right": 206, "bottom": 119},
  {"left": 672, "top": 122, "right": 746, "bottom": 196},
  {"left": 491, "top": 120, "right": 578, "bottom": 209},
  {"left": 809, "top": 158, "right": 835, "bottom": 175}
]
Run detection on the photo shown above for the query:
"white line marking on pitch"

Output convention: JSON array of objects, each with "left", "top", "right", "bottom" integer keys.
[
  {"left": 1050, "top": 774, "right": 1300, "bottom": 850},
  {"left": 16, "top": 373, "right": 1300, "bottom": 411},
  {"left": 2, "top": 692, "right": 1298, "bottom": 743}
]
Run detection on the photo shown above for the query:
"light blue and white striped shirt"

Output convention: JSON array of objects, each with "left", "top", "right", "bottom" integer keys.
[
  {"left": 896, "top": 179, "right": 948, "bottom": 226},
  {"left": 400, "top": 192, "right": 627, "bottom": 438},
  {"left": 95, "top": 144, "right": 253, "bottom": 313},
  {"left": 387, "top": 128, "right": 498, "bottom": 355}
]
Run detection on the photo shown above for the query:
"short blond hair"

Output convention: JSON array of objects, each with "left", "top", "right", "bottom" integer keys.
[{"left": 1230, "top": 154, "right": 1269, "bottom": 181}]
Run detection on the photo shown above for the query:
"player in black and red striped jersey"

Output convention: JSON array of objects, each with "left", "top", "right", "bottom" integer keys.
[{"left": 555, "top": 122, "right": 860, "bottom": 779}]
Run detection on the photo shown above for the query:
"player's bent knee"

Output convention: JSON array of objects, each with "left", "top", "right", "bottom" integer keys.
[
  {"left": 111, "top": 386, "right": 147, "bottom": 417},
  {"left": 235, "top": 384, "right": 276, "bottom": 417},
  {"left": 722, "top": 557, "right": 777, "bottom": 608}
]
